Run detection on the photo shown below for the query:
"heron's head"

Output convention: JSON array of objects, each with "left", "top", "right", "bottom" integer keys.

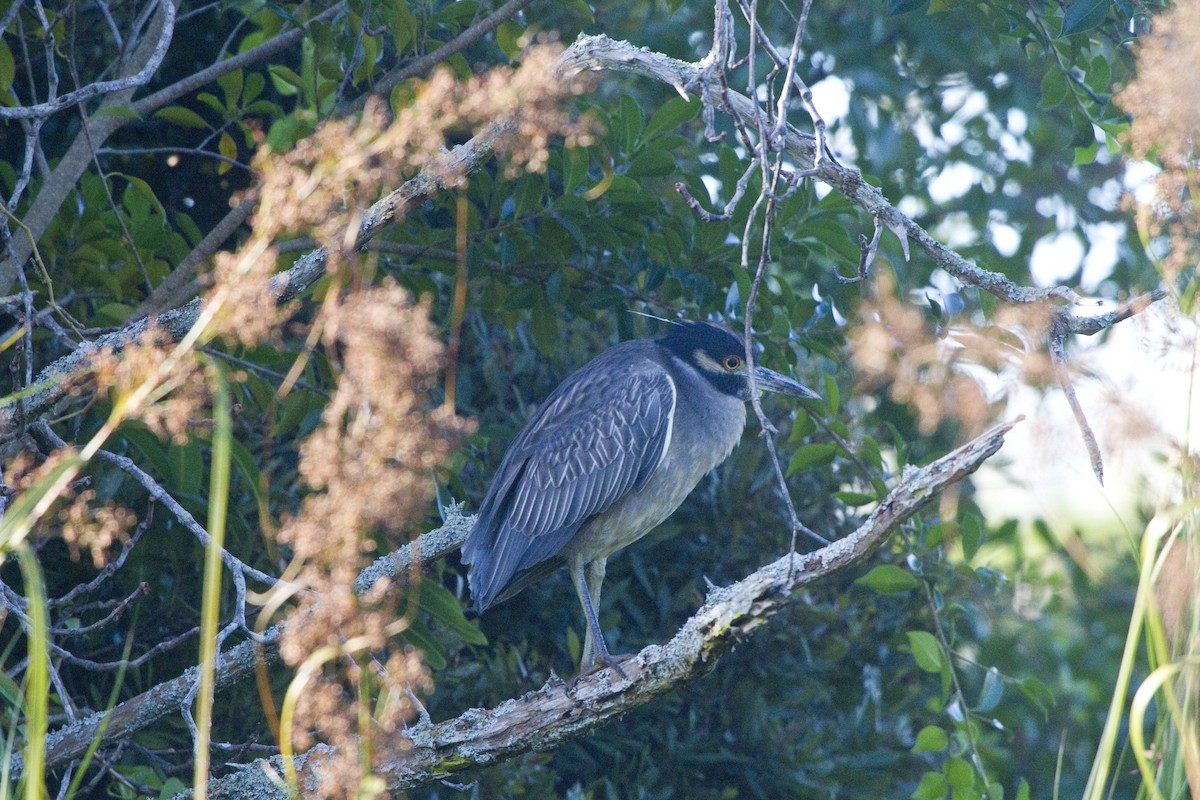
[{"left": 657, "top": 320, "right": 819, "bottom": 402}]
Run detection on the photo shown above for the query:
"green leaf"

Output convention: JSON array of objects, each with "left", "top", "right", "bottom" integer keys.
[
  {"left": 563, "top": 146, "right": 589, "bottom": 193},
  {"left": 626, "top": 148, "right": 675, "bottom": 178},
  {"left": 157, "top": 778, "right": 188, "bottom": 800},
  {"left": 228, "top": 438, "right": 265, "bottom": 506},
  {"left": 268, "top": 65, "right": 304, "bottom": 97},
  {"left": 217, "top": 68, "right": 244, "bottom": 109},
  {"left": 218, "top": 131, "right": 238, "bottom": 175},
  {"left": 786, "top": 443, "right": 837, "bottom": 475},
  {"left": 618, "top": 93, "right": 642, "bottom": 153},
  {"left": 420, "top": 582, "right": 487, "bottom": 645},
  {"left": 1087, "top": 53, "right": 1112, "bottom": 94},
  {"left": 1040, "top": 70, "right": 1068, "bottom": 109},
  {"left": 1015, "top": 779, "right": 1030, "bottom": 800},
  {"left": 1062, "top": 0, "right": 1109, "bottom": 35},
  {"left": 1073, "top": 140, "right": 1099, "bottom": 166},
  {"left": 857, "top": 564, "right": 919, "bottom": 594},
  {"left": 399, "top": 621, "right": 447, "bottom": 670},
  {"left": 644, "top": 96, "right": 701, "bottom": 139},
  {"left": 961, "top": 513, "right": 984, "bottom": 561},
  {"left": 168, "top": 439, "right": 203, "bottom": 497},
  {"left": 0, "top": 38, "right": 16, "bottom": 92},
  {"left": 0, "top": 669, "right": 22, "bottom": 706},
  {"left": 154, "top": 106, "right": 210, "bottom": 129},
  {"left": 120, "top": 174, "right": 166, "bottom": 218},
  {"left": 834, "top": 491, "right": 875, "bottom": 506},
  {"left": 913, "top": 726, "right": 948, "bottom": 753},
  {"left": 788, "top": 412, "right": 816, "bottom": 442},
  {"left": 912, "top": 771, "right": 948, "bottom": 800},
  {"left": 943, "top": 756, "right": 973, "bottom": 791},
  {"left": 907, "top": 631, "right": 945, "bottom": 673},
  {"left": 1016, "top": 677, "right": 1054, "bottom": 720},
  {"left": 823, "top": 372, "right": 840, "bottom": 415},
  {"left": 977, "top": 666, "right": 1004, "bottom": 712},
  {"left": 513, "top": 173, "right": 545, "bottom": 217},
  {"left": 531, "top": 295, "right": 558, "bottom": 355},
  {"left": 496, "top": 20, "right": 524, "bottom": 59}
]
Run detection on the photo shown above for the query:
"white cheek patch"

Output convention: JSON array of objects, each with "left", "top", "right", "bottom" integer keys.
[{"left": 693, "top": 350, "right": 727, "bottom": 374}]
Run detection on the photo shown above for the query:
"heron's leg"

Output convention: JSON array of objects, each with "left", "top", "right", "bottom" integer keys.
[
  {"left": 580, "top": 558, "right": 607, "bottom": 667},
  {"left": 571, "top": 556, "right": 626, "bottom": 678}
]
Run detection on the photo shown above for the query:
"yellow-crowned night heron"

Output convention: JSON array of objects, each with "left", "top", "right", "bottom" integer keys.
[{"left": 462, "top": 320, "right": 818, "bottom": 674}]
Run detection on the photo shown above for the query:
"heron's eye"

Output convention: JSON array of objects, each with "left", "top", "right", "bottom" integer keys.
[{"left": 722, "top": 355, "right": 742, "bottom": 371}]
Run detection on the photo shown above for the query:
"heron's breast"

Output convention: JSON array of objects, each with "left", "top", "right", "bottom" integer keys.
[{"left": 567, "top": 392, "right": 746, "bottom": 562}]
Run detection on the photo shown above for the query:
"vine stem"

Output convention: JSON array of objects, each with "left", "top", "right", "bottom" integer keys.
[{"left": 922, "top": 578, "right": 994, "bottom": 798}]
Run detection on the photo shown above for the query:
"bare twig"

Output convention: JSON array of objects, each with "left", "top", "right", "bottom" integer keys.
[
  {"left": 1049, "top": 312, "right": 1104, "bottom": 483},
  {"left": 12, "top": 509, "right": 475, "bottom": 779},
  {"left": 32, "top": 421, "right": 278, "bottom": 590},
  {"left": 49, "top": 502, "right": 154, "bottom": 608}
]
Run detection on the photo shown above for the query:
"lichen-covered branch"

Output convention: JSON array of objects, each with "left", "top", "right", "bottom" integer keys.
[
  {"left": 198, "top": 420, "right": 1016, "bottom": 799},
  {"left": 10, "top": 510, "right": 474, "bottom": 780},
  {"left": 558, "top": 33, "right": 1138, "bottom": 316},
  {"left": 0, "top": 120, "right": 511, "bottom": 448}
]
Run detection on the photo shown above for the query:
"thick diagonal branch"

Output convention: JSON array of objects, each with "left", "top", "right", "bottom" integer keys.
[{"left": 198, "top": 420, "right": 1016, "bottom": 799}]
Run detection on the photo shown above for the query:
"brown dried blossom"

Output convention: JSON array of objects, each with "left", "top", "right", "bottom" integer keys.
[
  {"left": 251, "top": 43, "right": 593, "bottom": 258},
  {"left": 58, "top": 488, "right": 136, "bottom": 568},
  {"left": 90, "top": 324, "right": 209, "bottom": 444},
  {"left": 850, "top": 270, "right": 1052, "bottom": 435},
  {"left": 1114, "top": 0, "right": 1200, "bottom": 278},
  {"left": 273, "top": 283, "right": 472, "bottom": 798},
  {"left": 5, "top": 451, "right": 135, "bottom": 567},
  {"left": 197, "top": 46, "right": 575, "bottom": 797}
]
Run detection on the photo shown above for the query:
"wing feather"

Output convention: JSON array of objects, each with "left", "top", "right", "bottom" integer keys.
[{"left": 462, "top": 346, "right": 676, "bottom": 612}]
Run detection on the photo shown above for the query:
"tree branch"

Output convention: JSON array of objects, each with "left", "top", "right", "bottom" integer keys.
[
  {"left": 559, "top": 34, "right": 1096, "bottom": 309},
  {"left": 0, "top": 0, "right": 177, "bottom": 121},
  {"left": 558, "top": 32, "right": 1164, "bottom": 483},
  {"left": 0, "top": 118, "right": 513, "bottom": 447},
  {"left": 197, "top": 420, "right": 1017, "bottom": 798},
  {"left": 10, "top": 508, "right": 476, "bottom": 780},
  {"left": 0, "top": 3, "right": 348, "bottom": 296}
]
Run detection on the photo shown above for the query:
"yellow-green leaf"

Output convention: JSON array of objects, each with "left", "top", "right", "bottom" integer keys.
[
  {"left": 912, "top": 725, "right": 948, "bottom": 752},
  {"left": 218, "top": 131, "right": 237, "bottom": 175},
  {"left": 155, "top": 105, "right": 210, "bottom": 129},
  {"left": 856, "top": 564, "right": 918, "bottom": 595},
  {"left": 907, "top": 630, "right": 945, "bottom": 673}
]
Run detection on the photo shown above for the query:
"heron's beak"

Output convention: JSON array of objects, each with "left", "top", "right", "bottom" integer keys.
[{"left": 752, "top": 366, "right": 820, "bottom": 400}]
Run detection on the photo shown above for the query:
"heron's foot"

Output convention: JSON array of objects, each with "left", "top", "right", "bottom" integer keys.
[{"left": 571, "top": 651, "right": 633, "bottom": 688}]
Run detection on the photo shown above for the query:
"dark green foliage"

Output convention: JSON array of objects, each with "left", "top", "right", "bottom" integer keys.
[{"left": 0, "top": 0, "right": 1174, "bottom": 797}]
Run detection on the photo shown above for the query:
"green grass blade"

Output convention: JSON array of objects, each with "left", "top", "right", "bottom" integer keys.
[
  {"left": 15, "top": 545, "right": 49, "bottom": 800},
  {"left": 192, "top": 363, "right": 232, "bottom": 800}
]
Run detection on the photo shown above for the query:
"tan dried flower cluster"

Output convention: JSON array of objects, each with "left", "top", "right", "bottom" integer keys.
[
  {"left": 206, "top": 247, "right": 283, "bottom": 347},
  {"left": 251, "top": 43, "right": 593, "bottom": 252},
  {"left": 58, "top": 488, "right": 136, "bottom": 568},
  {"left": 206, "top": 43, "right": 591, "bottom": 356},
  {"left": 1115, "top": 0, "right": 1200, "bottom": 277},
  {"left": 91, "top": 325, "right": 208, "bottom": 444},
  {"left": 274, "top": 283, "right": 471, "bottom": 797},
  {"left": 850, "top": 271, "right": 1051, "bottom": 435},
  {"left": 5, "top": 451, "right": 135, "bottom": 567}
]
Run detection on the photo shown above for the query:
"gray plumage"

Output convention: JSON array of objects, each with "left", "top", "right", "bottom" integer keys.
[{"left": 462, "top": 320, "right": 818, "bottom": 673}]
